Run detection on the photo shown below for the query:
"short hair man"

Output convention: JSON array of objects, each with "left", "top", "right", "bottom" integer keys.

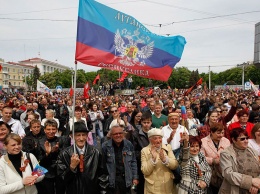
[
  {"left": 37, "top": 119, "right": 70, "bottom": 194},
  {"left": 0, "top": 106, "right": 25, "bottom": 137},
  {"left": 57, "top": 122, "right": 104, "bottom": 193},
  {"left": 102, "top": 124, "right": 138, "bottom": 194},
  {"left": 151, "top": 103, "right": 168, "bottom": 128}
]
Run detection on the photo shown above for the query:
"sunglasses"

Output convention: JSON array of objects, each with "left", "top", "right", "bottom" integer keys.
[
  {"left": 222, "top": 109, "right": 228, "bottom": 112},
  {"left": 238, "top": 137, "right": 249, "bottom": 141},
  {"left": 110, "top": 110, "right": 118, "bottom": 113}
]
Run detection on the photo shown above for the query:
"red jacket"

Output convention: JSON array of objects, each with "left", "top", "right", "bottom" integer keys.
[{"left": 228, "top": 121, "right": 254, "bottom": 138}]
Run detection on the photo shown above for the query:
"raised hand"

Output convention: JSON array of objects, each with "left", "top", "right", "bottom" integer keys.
[
  {"left": 70, "top": 154, "right": 80, "bottom": 170},
  {"left": 51, "top": 142, "right": 59, "bottom": 153},
  {"left": 44, "top": 141, "right": 51, "bottom": 155}
]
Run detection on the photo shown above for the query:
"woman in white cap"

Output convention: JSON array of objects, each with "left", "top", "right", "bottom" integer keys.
[{"left": 141, "top": 128, "right": 178, "bottom": 194}]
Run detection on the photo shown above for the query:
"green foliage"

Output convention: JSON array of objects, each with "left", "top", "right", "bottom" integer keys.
[
  {"left": 32, "top": 66, "right": 41, "bottom": 90},
  {"left": 35, "top": 63, "right": 260, "bottom": 89}
]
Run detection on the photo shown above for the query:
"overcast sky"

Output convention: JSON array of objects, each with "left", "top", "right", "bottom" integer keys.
[{"left": 1, "top": 0, "right": 260, "bottom": 74}]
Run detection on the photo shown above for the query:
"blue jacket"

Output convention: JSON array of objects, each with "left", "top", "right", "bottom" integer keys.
[{"left": 102, "top": 139, "right": 139, "bottom": 188}]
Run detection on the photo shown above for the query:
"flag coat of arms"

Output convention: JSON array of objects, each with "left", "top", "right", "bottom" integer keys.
[{"left": 75, "top": 0, "right": 186, "bottom": 81}]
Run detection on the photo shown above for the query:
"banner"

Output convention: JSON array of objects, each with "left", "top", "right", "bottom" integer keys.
[
  {"left": 36, "top": 80, "right": 51, "bottom": 94},
  {"left": 75, "top": 0, "right": 186, "bottom": 81}
]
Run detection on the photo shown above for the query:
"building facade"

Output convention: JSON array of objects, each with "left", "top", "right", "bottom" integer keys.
[
  {"left": 19, "top": 57, "right": 70, "bottom": 75},
  {"left": 0, "top": 58, "right": 34, "bottom": 93},
  {"left": 254, "top": 22, "right": 260, "bottom": 67}
]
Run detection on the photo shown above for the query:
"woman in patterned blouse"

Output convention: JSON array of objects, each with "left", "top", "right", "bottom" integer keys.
[{"left": 178, "top": 135, "right": 212, "bottom": 194}]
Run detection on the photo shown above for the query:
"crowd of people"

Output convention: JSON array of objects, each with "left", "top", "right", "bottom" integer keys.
[{"left": 0, "top": 88, "right": 260, "bottom": 194}]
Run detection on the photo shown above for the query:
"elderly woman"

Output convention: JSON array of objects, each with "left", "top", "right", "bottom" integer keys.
[
  {"left": 141, "top": 128, "right": 178, "bottom": 194},
  {"left": 219, "top": 127, "right": 260, "bottom": 194},
  {"left": 200, "top": 123, "right": 230, "bottom": 194},
  {"left": 0, "top": 133, "right": 44, "bottom": 194},
  {"left": 0, "top": 121, "right": 11, "bottom": 157},
  {"left": 178, "top": 135, "right": 212, "bottom": 194},
  {"left": 248, "top": 123, "right": 260, "bottom": 156}
]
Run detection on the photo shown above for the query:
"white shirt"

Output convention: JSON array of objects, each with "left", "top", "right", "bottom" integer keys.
[
  {"left": 0, "top": 118, "right": 25, "bottom": 137},
  {"left": 162, "top": 124, "right": 189, "bottom": 150},
  {"left": 76, "top": 145, "right": 86, "bottom": 155}
]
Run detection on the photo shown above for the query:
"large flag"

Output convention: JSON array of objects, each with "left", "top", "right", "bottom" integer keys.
[
  {"left": 36, "top": 80, "right": 51, "bottom": 94},
  {"left": 83, "top": 82, "right": 90, "bottom": 98},
  {"left": 75, "top": 0, "right": 186, "bottom": 81},
  {"left": 183, "top": 78, "right": 203, "bottom": 96},
  {"left": 117, "top": 72, "right": 128, "bottom": 82},
  {"left": 249, "top": 79, "right": 259, "bottom": 96},
  {"left": 93, "top": 74, "right": 100, "bottom": 85}
]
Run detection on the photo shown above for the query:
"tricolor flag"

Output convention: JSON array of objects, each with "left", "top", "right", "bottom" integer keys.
[
  {"left": 84, "top": 82, "right": 90, "bottom": 98},
  {"left": 75, "top": 0, "right": 186, "bottom": 81}
]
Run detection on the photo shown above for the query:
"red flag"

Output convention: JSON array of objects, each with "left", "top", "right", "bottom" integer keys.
[
  {"left": 117, "top": 72, "right": 128, "bottom": 82},
  {"left": 147, "top": 88, "right": 153, "bottom": 96},
  {"left": 69, "top": 87, "right": 74, "bottom": 97},
  {"left": 184, "top": 78, "right": 203, "bottom": 96},
  {"left": 84, "top": 82, "right": 90, "bottom": 98},
  {"left": 93, "top": 74, "right": 100, "bottom": 85},
  {"left": 196, "top": 78, "right": 203, "bottom": 86},
  {"left": 0, "top": 64, "right": 2, "bottom": 71}
]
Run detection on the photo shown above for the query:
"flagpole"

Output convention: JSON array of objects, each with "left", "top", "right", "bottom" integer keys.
[{"left": 72, "top": 61, "right": 78, "bottom": 154}]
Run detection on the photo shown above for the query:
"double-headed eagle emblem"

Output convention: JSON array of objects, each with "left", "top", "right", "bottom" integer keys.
[{"left": 114, "top": 29, "right": 154, "bottom": 66}]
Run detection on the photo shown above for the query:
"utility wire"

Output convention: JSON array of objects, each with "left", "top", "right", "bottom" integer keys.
[{"left": 144, "top": 10, "right": 260, "bottom": 27}]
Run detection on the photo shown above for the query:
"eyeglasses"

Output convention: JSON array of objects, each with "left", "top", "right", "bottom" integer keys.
[
  {"left": 238, "top": 137, "right": 249, "bottom": 141},
  {"left": 110, "top": 110, "right": 118, "bottom": 113}
]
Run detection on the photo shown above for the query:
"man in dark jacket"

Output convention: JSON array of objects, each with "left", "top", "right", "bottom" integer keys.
[
  {"left": 37, "top": 119, "right": 70, "bottom": 194},
  {"left": 57, "top": 122, "right": 104, "bottom": 194},
  {"left": 102, "top": 124, "right": 139, "bottom": 194},
  {"left": 55, "top": 99, "right": 69, "bottom": 134}
]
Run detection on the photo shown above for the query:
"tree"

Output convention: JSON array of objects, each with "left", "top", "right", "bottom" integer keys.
[{"left": 32, "top": 66, "right": 41, "bottom": 90}]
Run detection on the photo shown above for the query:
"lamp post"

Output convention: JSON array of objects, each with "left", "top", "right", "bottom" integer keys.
[{"left": 237, "top": 62, "right": 248, "bottom": 90}]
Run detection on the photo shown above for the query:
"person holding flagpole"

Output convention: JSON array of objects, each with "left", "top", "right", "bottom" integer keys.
[{"left": 57, "top": 121, "right": 104, "bottom": 194}]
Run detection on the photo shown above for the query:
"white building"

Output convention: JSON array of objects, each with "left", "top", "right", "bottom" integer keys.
[
  {"left": 0, "top": 58, "right": 34, "bottom": 93},
  {"left": 19, "top": 57, "right": 70, "bottom": 75}
]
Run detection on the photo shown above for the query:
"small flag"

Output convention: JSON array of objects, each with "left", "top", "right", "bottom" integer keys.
[
  {"left": 36, "top": 80, "right": 51, "bottom": 94},
  {"left": 93, "top": 74, "right": 100, "bottom": 85},
  {"left": 117, "top": 72, "right": 128, "bottom": 82},
  {"left": 69, "top": 87, "right": 74, "bottom": 97},
  {"left": 184, "top": 78, "right": 203, "bottom": 96},
  {"left": 84, "top": 82, "right": 90, "bottom": 98}
]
